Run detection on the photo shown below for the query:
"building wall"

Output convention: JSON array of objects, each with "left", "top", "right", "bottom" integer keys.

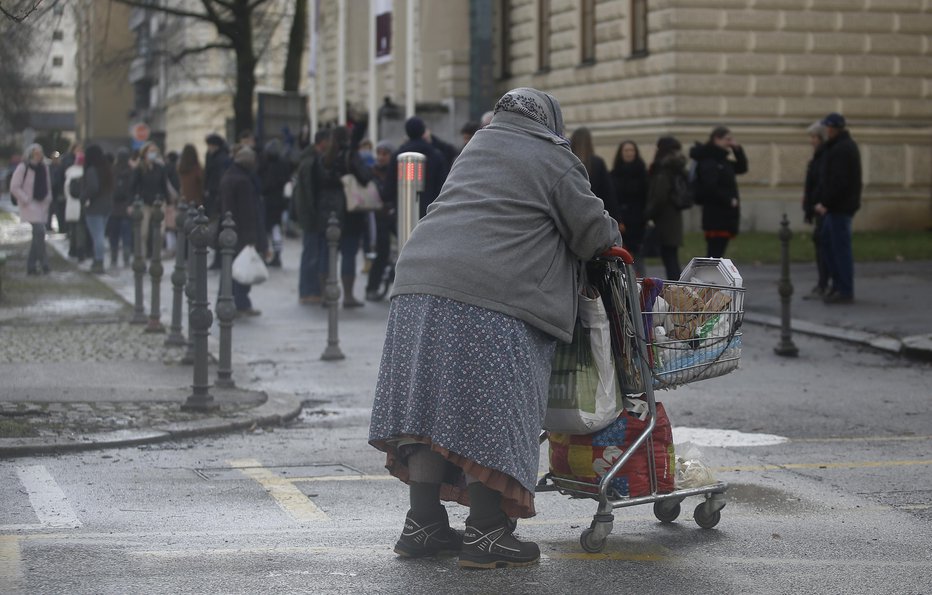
[
  {"left": 21, "top": 2, "right": 78, "bottom": 135},
  {"left": 499, "top": 0, "right": 932, "bottom": 231},
  {"left": 74, "top": 0, "right": 134, "bottom": 150}
]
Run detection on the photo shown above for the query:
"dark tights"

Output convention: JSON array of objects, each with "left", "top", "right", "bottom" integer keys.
[{"left": 706, "top": 237, "right": 730, "bottom": 259}]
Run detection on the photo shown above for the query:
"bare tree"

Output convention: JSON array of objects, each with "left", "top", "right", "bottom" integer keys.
[
  {"left": 282, "top": 0, "right": 306, "bottom": 92},
  {"left": 114, "top": 0, "right": 277, "bottom": 136},
  {"left": 0, "top": 0, "right": 43, "bottom": 131},
  {"left": 0, "top": 0, "right": 42, "bottom": 23}
]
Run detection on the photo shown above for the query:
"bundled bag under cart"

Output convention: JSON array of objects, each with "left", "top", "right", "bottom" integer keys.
[{"left": 538, "top": 249, "right": 744, "bottom": 553}]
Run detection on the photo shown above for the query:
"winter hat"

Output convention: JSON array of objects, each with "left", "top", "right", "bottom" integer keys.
[
  {"left": 375, "top": 140, "right": 396, "bottom": 154},
  {"left": 205, "top": 133, "right": 225, "bottom": 147},
  {"left": 821, "top": 112, "right": 846, "bottom": 129},
  {"left": 405, "top": 117, "right": 426, "bottom": 140},
  {"left": 233, "top": 145, "right": 256, "bottom": 168}
]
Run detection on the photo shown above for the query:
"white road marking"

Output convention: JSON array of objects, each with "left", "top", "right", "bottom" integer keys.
[
  {"left": 15, "top": 466, "right": 82, "bottom": 529},
  {"left": 675, "top": 427, "right": 789, "bottom": 447},
  {"left": 0, "top": 535, "right": 23, "bottom": 589},
  {"left": 228, "top": 459, "right": 329, "bottom": 522}
]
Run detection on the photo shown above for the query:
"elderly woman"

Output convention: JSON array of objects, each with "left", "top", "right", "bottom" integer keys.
[
  {"left": 10, "top": 144, "right": 52, "bottom": 275},
  {"left": 368, "top": 88, "right": 622, "bottom": 569}
]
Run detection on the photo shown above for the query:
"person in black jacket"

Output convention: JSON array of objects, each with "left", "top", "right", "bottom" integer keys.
[
  {"left": 646, "top": 136, "right": 688, "bottom": 280},
  {"left": 814, "top": 112, "right": 861, "bottom": 304},
  {"left": 259, "top": 139, "right": 293, "bottom": 268},
  {"left": 570, "top": 127, "right": 615, "bottom": 215},
  {"left": 109, "top": 148, "right": 135, "bottom": 267},
  {"left": 801, "top": 122, "right": 829, "bottom": 300},
  {"left": 610, "top": 140, "right": 649, "bottom": 275},
  {"left": 220, "top": 146, "right": 268, "bottom": 316},
  {"left": 689, "top": 126, "right": 748, "bottom": 258},
  {"left": 384, "top": 117, "right": 448, "bottom": 219}
]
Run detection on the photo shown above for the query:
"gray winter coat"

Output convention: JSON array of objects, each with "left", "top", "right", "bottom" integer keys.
[{"left": 391, "top": 89, "right": 622, "bottom": 343}]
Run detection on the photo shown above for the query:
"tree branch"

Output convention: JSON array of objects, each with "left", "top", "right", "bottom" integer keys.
[
  {"left": 0, "top": 0, "right": 42, "bottom": 22},
  {"left": 112, "top": 0, "right": 215, "bottom": 23},
  {"left": 169, "top": 42, "right": 235, "bottom": 62}
]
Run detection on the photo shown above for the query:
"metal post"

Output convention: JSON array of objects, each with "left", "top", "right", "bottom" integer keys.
[
  {"left": 321, "top": 212, "right": 345, "bottom": 361},
  {"left": 396, "top": 151, "right": 426, "bottom": 250},
  {"left": 181, "top": 206, "right": 199, "bottom": 365},
  {"left": 165, "top": 201, "right": 189, "bottom": 346},
  {"left": 182, "top": 207, "right": 216, "bottom": 411},
  {"left": 775, "top": 213, "right": 799, "bottom": 357},
  {"left": 130, "top": 197, "right": 147, "bottom": 324},
  {"left": 215, "top": 212, "right": 237, "bottom": 388},
  {"left": 145, "top": 199, "right": 165, "bottom": 333}
]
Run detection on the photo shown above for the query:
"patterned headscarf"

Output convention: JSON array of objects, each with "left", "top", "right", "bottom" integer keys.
[{"left": 492, "top": 87, "right": 568, "bottom": 146}]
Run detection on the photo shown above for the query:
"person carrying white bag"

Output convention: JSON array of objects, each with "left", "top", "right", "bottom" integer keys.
[{"left": 221, "top": 145, "right": 268, "bottom": 317}]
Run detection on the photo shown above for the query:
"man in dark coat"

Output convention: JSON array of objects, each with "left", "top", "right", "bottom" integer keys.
[
  {"left": 204, "top": 134, "right": 231, "bottom": 219},
  {"left": 220, "top": 146, "right": 267, "bottom": 316},
  {"left": 385, "top": 117, "right": 448, "bottom": 219},
  {"left": 814, "top": 112, "right": 861, "bottom": 304},
  {"left": 293, "top": 130, "right": 330, "bottom": 303}
]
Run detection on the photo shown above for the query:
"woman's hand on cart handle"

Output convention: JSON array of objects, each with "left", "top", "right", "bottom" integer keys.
[{"left": 602, "top": 245, "right": 634, "bottom": 264}]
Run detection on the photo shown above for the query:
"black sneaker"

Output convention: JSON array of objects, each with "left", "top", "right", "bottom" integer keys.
[
  {"left": 394, "top": 508, "right": 462, "bottom": 559},
  {"left": 458, "top": 513, "right": 540, "bottom": 569}
]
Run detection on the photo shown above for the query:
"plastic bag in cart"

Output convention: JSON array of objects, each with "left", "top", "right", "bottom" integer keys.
[{"left": 674, "top": 442, "right": 717, "bottom": 489}]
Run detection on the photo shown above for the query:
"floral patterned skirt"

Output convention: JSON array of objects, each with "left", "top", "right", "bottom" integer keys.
[{"left": 368, "top": 294, "right": 556, "bottom": 518}]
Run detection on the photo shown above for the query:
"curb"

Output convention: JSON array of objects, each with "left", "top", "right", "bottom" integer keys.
[
  {"left": 743, "top": 312, "right": 932, "bottom": 362},
  {"left": 0, "top": 392, "right": 303, "bottom": 458}
]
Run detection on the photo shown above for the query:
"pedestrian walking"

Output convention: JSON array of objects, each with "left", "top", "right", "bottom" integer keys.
[
  {"left": 310, "top": 126, "right": 370, "bottom": 308},
  {"left": 10, "top": 143, "right": 52, "bottom": 275},
  {"left": 220, "top": 145, "right": 267, "bottom": 316},
  {"left": 48, "top": 151, "right": 66, "bottom": 233},
  {"left": 81, "top": 145, "right": 114, "bottom": 274},
  {"left": 293, "top": 130, "right": 330, "bottom": 304},
  {"left": 203, "top": 134, "right": 231, "bottom": 219},
  {"left": 368, "top": 87, "right": 622, "bottom": 569},
  {"left": 610, "top": 140, "right": 649, "bottom": 276},
  {"left": 384, "top": 117, "right": 448, "bottom": 219},
  {"left": 108, "top": 148, "right": 134, "bottom": 268},
  {"left": 177, "top": 144, "right": 204, "bottom": 207},
  {"left": 131, "top": 142, "right": 173, "bottom": 258},
  {"left": 801, "top": 122, "right": 829, "bottom": 300},
  {"left": 63, "top": 150, "right": 89, "bottom": 261},
  {"left": 814, "top": 112, "right": 861, "bottom": 304},
  {"left": 690, "top": 126, "right": 748, "bottom": 258},
  {"left": 259, "top": 139, "right": 293, "bottom": 268},
  {"left": 364, "top": 140, "right": 395, "bottom": 301},
  {"left": 645, "top": 136, "right": 688, "bottom": 280}
]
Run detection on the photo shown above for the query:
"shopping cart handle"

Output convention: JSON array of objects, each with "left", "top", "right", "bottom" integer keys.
[{"left": 601, "top": 246, "right": 634, "bottom": 264}]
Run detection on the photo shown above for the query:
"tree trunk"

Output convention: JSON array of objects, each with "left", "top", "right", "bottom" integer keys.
[
  {"left": 283, "top": 0, "right": 307, "bottom": 92},
  {"left": 231, "top": 2, "right": 256, "bottom": 136}
]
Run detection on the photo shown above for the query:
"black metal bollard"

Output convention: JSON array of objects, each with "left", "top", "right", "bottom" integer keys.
[
  {"left": 215, "top": 212, "right": 237, "bottom": 388},
  {"left": 165, "top": 201, "right": 189, "bottom": 346},
  {"left": 321, "top": 212, "right": 345, "bottom": 361},
  {"left": 181, "top": 206, "right": 199, "bottom": 365},
  {"left": 774, "top": 213, "right": 799, "bottom": 357},
  {"left": 182, "top": 207, "right": 217, "bottom": 411},
  {"left": 145, "top": 199, "right": 165, "bottom": 333},
  {"left": 130, "top": 197, "right": 147, "bottom": 324}
]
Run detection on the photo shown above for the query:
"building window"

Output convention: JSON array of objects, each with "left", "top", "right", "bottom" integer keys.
[
  {"left": 581, "top": 0, "right": 596, "bottom": 64},
  {"left": 631, "top": 0, "right": 648, "bottom": 57},
  {"left": 52, "top": 29, "right": 64, "bottom": 41},
  {"left": 52, "top": 56, "right": 63, "bottom": 67},
  {"left": 538, "top": 0, "right": 550, "bottom": 72},
  {"left": 498, "top": 0, "right": 511, "bottom": 79}
]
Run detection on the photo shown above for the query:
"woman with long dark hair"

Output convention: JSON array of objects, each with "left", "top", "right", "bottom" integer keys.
[
  {"left": 688, "top": 126, "right": 748, "bottom": 258},
  {"left": 570, "top": 128, "right": 614, "bottom": 213},
  {"left": 312, "top": 126, "right": 370, "bottom": 307},
  {"left": 610, "top": 139, "right": 649, "bottom": 275},
  {"left": 177, "top": 144, "right": 204, "bottom": 206},
  {"left": 646, "top": 136, "right": 687, "bottom": 280},
  {"left": 82, "top": 145, "right": 114, "bottom": 274}
]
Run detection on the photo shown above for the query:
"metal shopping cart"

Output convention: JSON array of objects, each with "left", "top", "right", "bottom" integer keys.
[{"left": 536, "top": 247, "right": 745, "bottom": 553}]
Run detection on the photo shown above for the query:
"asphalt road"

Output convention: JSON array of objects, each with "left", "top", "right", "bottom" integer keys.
[{"left": 2, "top": 323, "right": 931, "bottom": 594}]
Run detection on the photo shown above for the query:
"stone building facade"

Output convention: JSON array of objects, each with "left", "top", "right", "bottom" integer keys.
[{"left": 315, "top": 0, "right": 932, "bottom": 231}]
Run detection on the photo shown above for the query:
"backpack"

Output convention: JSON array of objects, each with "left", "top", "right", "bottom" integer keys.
[
  {"left": 670, "top": 161, "right": 698, "bottom": 211},
  {"left": 69, "top": 176, "right": 83, "bottom": 200}
]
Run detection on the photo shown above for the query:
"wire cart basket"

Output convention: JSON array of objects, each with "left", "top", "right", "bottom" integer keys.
[{"left": 536, "top": 247, "right": 745, "bottom": 553}]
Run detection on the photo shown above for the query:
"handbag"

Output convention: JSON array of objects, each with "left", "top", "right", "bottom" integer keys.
[
  {"left": 340, "top": 153, "right": 382, "bottom": 212},
  {"left": 544, "top": 268, "right": 626, "bottom": 434},
  {"left": 231, "top": 245, "right": 269, "bottom": 285}
]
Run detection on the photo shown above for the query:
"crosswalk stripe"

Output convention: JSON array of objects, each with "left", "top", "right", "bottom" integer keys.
[
  {"left": 0, "top": 536, "right": 23, "bottom": 590},
  {"left": 228, "top": 458, "right": 329, "bottom": 522},
  {"left": 15, "top": 466, "right": 81, "bottom": 529}
]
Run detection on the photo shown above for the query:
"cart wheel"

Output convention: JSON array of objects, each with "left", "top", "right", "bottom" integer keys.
[
  {"left": 653, "top": 500, "right": 681, "bottom": 523},
  {"left": 694, "top": 503, "right": 721, "bottom": 529},
  {"left": 580, "top": 528, "right": 606, "bottom": 553}
]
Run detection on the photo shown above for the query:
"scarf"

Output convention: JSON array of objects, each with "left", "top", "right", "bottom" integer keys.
[
  {"left": 28, "top": 162, "right": 48, "bottom": 200},
  {"left": 491, "top": 87, "right": 569, "bottom": 147}
]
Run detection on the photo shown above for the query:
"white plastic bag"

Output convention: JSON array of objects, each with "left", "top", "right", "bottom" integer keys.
[
  {"left": 231, "top": 245, "right": 269, "bottom": 285},
  {"left": 674, "top": 442, "right": 717, "bottom": 489},
  {"left": 544, "top": 286, "right": 625, "bottom": 434}
]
